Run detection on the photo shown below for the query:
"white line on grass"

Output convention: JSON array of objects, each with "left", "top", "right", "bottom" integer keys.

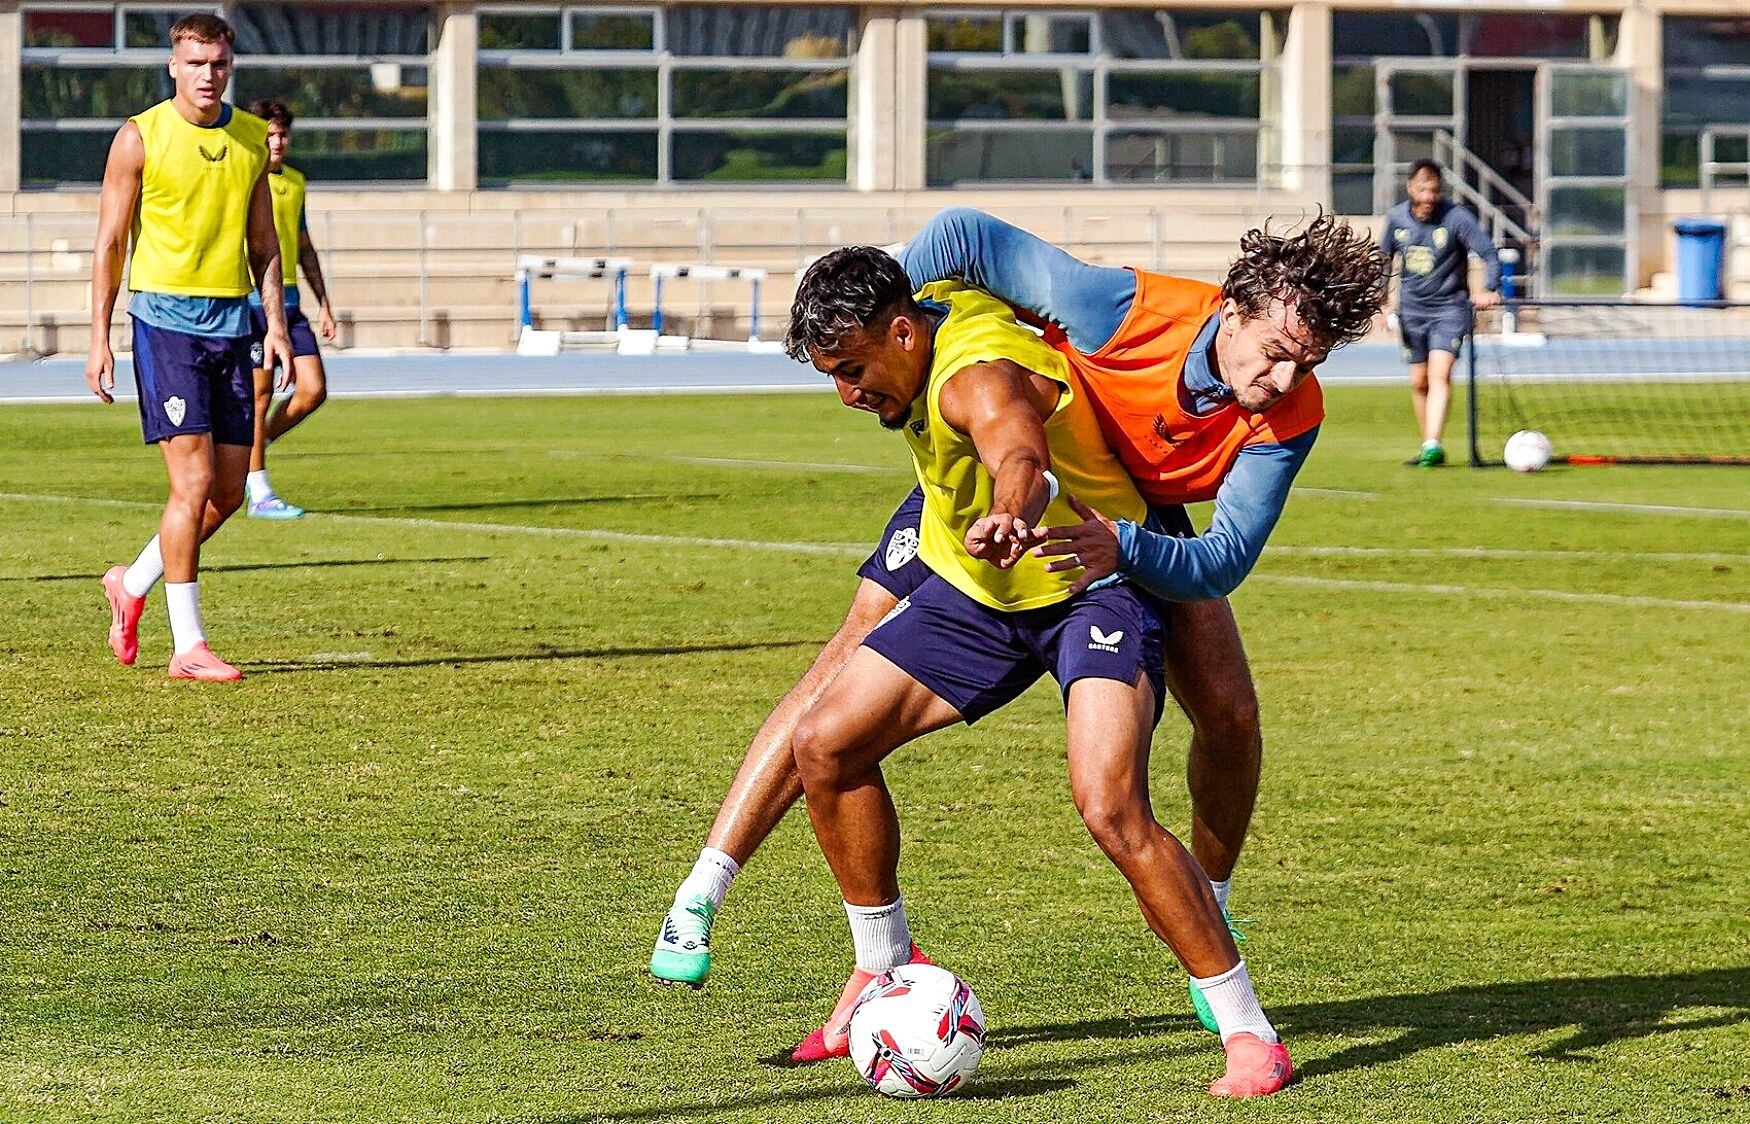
[
  {"left": 547, "top": 450, "right": 901, "bottom": 474},
  {"left": 3, "top": 492, "right": 1742, "bottom": 612},
  {"left": 1292, "top": 487, "right": 1381, "bottom": 500},
  {"left": 1251, "top": 574, "right": 1750, "bottom": 614},
  {"left": 1270, "top": 544, "right": 1750, "bottom": 565},
  {"left": 1495, "top": 498, "right": 1750, "bottom": 519}
]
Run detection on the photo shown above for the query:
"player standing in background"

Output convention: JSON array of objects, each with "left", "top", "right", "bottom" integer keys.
[
  {"left": 652, "top": 209, "right": 1384, "bottom": 1066},
  {"left": 244, "top": 98, "right": 337, "bottom": 520},
  {"left": 1379, "top": 160, "right": 1502, "bottom": 467},
  {"left": 90, "top": 13, "right": 290, "bottom": 681}
]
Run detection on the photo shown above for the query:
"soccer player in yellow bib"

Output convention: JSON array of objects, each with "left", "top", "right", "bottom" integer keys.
[
  {"left": 243, "top": 98, "right": 339, "bottom": 520},
  {"left": 89, "top": 13, "right": 292, "bottom": 681},
  {"left": 777, "top": 248, "right": 1292, "bottom": 1098}
]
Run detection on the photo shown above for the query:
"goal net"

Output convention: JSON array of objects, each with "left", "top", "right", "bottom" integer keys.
[{"left": 1468, "top": 301, "right": 1750, "bottom": 466}]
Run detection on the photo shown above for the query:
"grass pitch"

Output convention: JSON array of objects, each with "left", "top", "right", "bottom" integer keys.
[{"left": 1, "top": 385, "right": 1746, "bottom": 1123}]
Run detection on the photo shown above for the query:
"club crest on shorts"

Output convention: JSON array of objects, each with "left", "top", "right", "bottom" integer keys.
[
  {"left": 250, "top": 341, "right": 265, "bottom": 367},
  {"left": 885, "top": 526, "right": 920, "bottom": 571},
  {"left": 1088, "top": 625, "right": 1124, "bottom": 653},
  {"left": 163, "top": 396, "right": 187, "bottom": 426}
]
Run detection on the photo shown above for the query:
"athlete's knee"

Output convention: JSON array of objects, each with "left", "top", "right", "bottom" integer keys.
[
  {"left": 297, "top": 377, "right": 327, "bottom": 411},
  {"left": 1408, "top": 367, "right": 1430, "bottom": 392},
  {"left": 791, "top": 706, "right": 860, "bottom": 792},
  {"left": 208, "top": 476, "right": 246, "bottom": 517},
  {"left": 1073, "top": 783, "right": 1157, "bottom": 859},
  {"left": 1190, "top": 686, "right": 1261, "bottom": 757}
]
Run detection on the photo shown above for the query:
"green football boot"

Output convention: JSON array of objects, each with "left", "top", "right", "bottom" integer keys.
[
  {"left": 1416, "top": 440, "right": 1446, "bottom": 468},
  {"left": 650, "top": 895, "right": 715, "bottom": 988},
  {"left": 1188, "top": 909, "right": 1251, "bottom": 1035}
]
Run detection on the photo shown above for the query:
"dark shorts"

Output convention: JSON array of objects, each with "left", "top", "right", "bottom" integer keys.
[
  {"left": 862, "top": 573, "right": 1167, "bottom": 726},
  {"left": 1399, "top": 304, "right": 1473, "bottom": 364},
  {"left": 249, "top": 304, "right": 321, "bottom": 365},
  {"left": 131, "top": 318, "right": 254, "bottom": 446},
  {"left": 857, "top": 487, "right": 933, "bottom": 601}
]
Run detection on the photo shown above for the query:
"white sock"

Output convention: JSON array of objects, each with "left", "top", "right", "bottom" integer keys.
[
  {"left": 122, "top": 536, "right": 165, "bottom": 599},
  {"left": 165, "top": 581, "right": 206, "bottom": 655},
  {"left": 675, "top": 847, "right": 740, "bottom": 911},
  {"left": 845, "top": 897, "right": 912, "bottom": 972},
  {"left": 1210, "top": 878, "right": 1232, "bottom": 913},
  {"left": 1192, "top": 959, "right": 1278, "bottom": 1044},
  {"left": 247, "top": 470, "right": 274, "bottom": 504}
]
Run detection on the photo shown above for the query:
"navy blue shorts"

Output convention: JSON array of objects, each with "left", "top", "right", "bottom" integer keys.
[
  {"left": 857, "top": 487, "right": 933, "bottom": 600},
  {"left": 1399, "top": 305, "right": 1472, "bottom": 363},
  {"left": 862, "top": 574, "right": 1167, "bottom": 726},
  {"left": 249, "top": 304, "right": 321, "bottom": 364},
  {"left": 131, "top": 318, "right": 254, "bottom": 446}
]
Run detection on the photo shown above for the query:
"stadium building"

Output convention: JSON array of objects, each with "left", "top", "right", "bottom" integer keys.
[{"left": 1, "top": 1, "right": 1746, "bottom": 349}]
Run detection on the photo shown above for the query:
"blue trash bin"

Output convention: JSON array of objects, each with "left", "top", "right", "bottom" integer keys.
[{"left": 1673, "top": 219, "right": 1727, "bottom": 303}]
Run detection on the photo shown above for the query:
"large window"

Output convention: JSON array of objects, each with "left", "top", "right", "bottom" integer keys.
[
  {"left": 476, "top": 5, "right": 850, "bottom": 185},
  {"left": 925, "top": 9, "right": 1271, "bottom": 186},
  {"left": 19, "top": 3, "right": 428, "bottom": 187},
  {"left": 230, "top": 4, "right": 431, "bottom": 182},
  {"left": 1661, "top": 17, "right": 1750, "bottom": 188}
]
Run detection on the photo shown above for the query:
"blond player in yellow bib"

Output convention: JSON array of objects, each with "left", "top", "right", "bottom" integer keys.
[
  {"left": 243, "top": 98, "right": 339, "bottom": 520},
  {"left": 90, "top": 13, "right": 292, "bottom": 681},
  {"left": 775, "top": 248, "right": 1292, "bottom": 1098}
]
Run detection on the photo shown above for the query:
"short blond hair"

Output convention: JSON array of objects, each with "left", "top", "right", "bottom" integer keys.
[{"left": 170, "top": 12, "right": 235, "bottom": 47}]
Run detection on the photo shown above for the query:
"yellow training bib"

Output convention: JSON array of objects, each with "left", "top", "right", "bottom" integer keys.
[
  {"left": 268, "top": 165, "right": 306, "bottom": 287},
  {"left": 903, "top": 281, "right": 1147, "bottom": 612},
  {"left": 127, "top": 101, "right": 269, "bottom": 298}
]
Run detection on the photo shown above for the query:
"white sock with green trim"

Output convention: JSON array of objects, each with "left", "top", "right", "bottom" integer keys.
[{"left": 1191, "top": 960, "right": 1278, "bottom": 1044}]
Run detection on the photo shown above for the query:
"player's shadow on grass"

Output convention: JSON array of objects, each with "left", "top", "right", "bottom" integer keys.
[
  {"left": 994, "top": 966, "right": 1750, "bottom": 1080},
  {"left": 5, "top": 556, "right": 491, "bottom": 582},
  {"left": 242, "top": 638, "right": 818, "bottom": 673},
  {"left": 337, "top": 493, "right": 726, "bottom": 514},
  {"left": 535, "top": 1074, "right": 1078, "bottom": 1123}
]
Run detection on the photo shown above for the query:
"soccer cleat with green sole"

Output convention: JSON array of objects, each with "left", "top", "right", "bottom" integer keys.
[{"left": 650, "top": 895, "right": 715, "bottom": 988}]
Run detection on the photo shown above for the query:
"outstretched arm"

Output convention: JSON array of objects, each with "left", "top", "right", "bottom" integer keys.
[
  {"left": 938, "top": 359, "right": 1059, "bottom": 569},
  {"left": 898, "top": 207, "right": 1135, "bottom": 353}
]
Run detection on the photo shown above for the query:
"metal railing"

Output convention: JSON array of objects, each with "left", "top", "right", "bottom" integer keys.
[
  {"left": 1432, "top": 130, "right": 1538, "bottom": 248},
  {"left": 1699, "top": 125, "right": 1750, "bottom": 218}
]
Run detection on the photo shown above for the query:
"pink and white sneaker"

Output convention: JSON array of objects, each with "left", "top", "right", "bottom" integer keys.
[
  {"left": 101, "top": 565, "right": 145, "bottom": 665},
  {"left": 168, "top": 642, "right": 243, "bottom": 682},
  {"left": 1209, "top": 1032, "right": 1293, "bottom": 1098},
  {"left": 787, "top": 943, "right": 932, "bottom": 1064}
]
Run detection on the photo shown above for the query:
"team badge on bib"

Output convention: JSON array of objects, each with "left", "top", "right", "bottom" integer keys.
[
  {"left": 164, "top": 396, "right": 187, "bottom": 426},
  {"left": 885, "top": 526, "right": 920, "bottom": 571}
]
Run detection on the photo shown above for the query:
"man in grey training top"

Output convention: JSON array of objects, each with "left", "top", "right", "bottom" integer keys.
[{"left": 1379, "top": 159, "right": 1501, "bottom": 467}]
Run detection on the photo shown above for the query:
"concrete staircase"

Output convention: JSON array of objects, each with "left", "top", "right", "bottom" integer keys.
[{"left": 1, "top": 187, "right": 1321, "bottom": 355}]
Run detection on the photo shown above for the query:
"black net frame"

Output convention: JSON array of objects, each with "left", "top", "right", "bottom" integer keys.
[{"left": 1467, "top": 299, "right": 1750, "bottom": 467}]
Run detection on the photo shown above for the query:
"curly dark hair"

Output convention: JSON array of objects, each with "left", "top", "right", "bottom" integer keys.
[
  {"left": 249, "top": 99, "right": 294, "bottom": 129},
  {"left": 1222, "top": 212, "right": 1388, "bottom": 351},
  {"left": 785, "top": 247, "right": 919, "bottom": 363}
]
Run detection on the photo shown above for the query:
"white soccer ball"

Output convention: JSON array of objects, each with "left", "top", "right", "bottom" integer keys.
[
  {"left": 847, "top": 963, "right": 985, "bottom": 1098},
  {"left": 1504, "top": 429, "right": 1553, "bottom": 473}
]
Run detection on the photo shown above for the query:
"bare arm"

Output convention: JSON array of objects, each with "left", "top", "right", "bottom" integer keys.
[
  {"left": 937, "top": 359, "right": 1059, "bottom": 568},
  {"left": 86, "top": 122, "right": 144, "bottom": 403},
  {"left": 246, "top": 170, "right": 294, "bottom": 384},
  {"left": 296, "top": 228, "right": 337, "bottom": 342}
]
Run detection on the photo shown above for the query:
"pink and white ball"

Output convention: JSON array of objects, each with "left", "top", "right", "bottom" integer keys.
[{"left": 847, "top": 964, "right": 986, "bottom": 1098}]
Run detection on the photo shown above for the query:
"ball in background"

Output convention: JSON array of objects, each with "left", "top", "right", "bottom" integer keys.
[
  {"left": 847, "top": 963, "right": 985, "bottom": 1098},
  {"left": 1504, "top": 429, "right": 1553, "bottom": 472}
]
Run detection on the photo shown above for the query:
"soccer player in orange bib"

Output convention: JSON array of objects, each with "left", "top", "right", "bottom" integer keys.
[{"left": 652, "top": 210, "right": 1385, "bottom": 1096}]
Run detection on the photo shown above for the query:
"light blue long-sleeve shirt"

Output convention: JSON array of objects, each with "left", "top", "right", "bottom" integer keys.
[{"left": 898, "top": 206, "right": 1316, "bottom": 601}]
